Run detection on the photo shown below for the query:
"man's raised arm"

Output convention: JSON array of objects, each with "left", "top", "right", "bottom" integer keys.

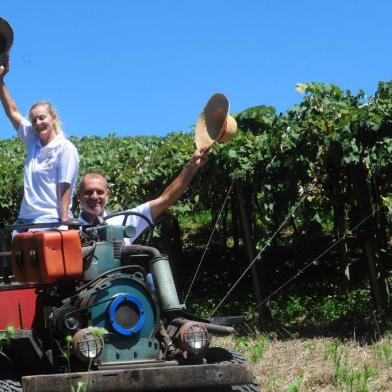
[{"left": 149, "top": 148, "right": 209, "bottom": 221}]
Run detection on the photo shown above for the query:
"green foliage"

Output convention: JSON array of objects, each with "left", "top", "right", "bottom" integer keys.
[
  {"left": 73, "top": 132, "right": 194, "bottom": 213},
  {"left": 0, "top": 138, "right": 25, "bottom": 222},
  {"left": 2, "top": 80, "right": 392, "bottom": 239},
  {"left": 272, "top": 295, "right": 313, "bottom": 321},
  {"left": 179, "top": 209, "right": 211, "bottom": 228},
  {"left": 271, "top": 289, "right": 372, "bottom": 325},
  {"left": 316, "top": 290, "right": 372, "bottom": 322},
  {"left": 188, "top": 297, "right": 219, "bottom": 318}
]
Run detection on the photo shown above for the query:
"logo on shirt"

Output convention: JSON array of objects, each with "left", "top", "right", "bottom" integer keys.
[{"left": 41, "top": 158, "right": 54, "bottom": 169}]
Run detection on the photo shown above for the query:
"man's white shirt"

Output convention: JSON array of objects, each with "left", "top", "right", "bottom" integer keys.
[{"left": 78, "top": 202, "right": 153, "bottom": 244}]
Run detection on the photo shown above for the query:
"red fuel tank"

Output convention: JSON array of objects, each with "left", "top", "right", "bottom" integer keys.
[{"left": 11, "top": 230, "right": 83, "bottom": 284}]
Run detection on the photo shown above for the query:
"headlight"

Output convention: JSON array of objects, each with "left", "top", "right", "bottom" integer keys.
[
  {"left": 178, "top": 322, "right": 209, "bottom": 354},
  {"left": 72, "top": 328, "right": 104, "bottom": 361}
]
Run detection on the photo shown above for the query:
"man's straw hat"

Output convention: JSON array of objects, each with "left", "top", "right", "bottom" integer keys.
[
  {"left": 0, "top": 17, "right": 13, "bottom": 66},
  {"left": 195, "top": 93, "right": 237, "bottom": 150}
]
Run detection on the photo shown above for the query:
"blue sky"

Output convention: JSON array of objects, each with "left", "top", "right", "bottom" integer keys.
[{"left": 0, "top": 1, "right": 391, "bottom": 139}]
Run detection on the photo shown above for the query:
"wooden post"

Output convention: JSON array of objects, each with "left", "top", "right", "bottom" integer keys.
[
  {"left": 235, "top": 182, "right": 273, "bottom": 327},
  {"left": 333, "top": 201, "right": 350, "bottom": 284},
  {"left": 349, "top": 165, "right": 389, "bottom": 311}
]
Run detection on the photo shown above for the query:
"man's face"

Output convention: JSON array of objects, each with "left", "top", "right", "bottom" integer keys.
[{"left": 78, "top": 177, "right": 109, "bottom": 218}]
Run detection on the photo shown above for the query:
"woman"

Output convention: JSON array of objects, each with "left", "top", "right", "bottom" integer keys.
[{"left": 0, "top": 62, "right": 79, "bottom": 224}]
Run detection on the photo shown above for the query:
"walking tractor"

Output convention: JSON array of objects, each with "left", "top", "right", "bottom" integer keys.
[{"left": 0, "top": 215, "right": 257, "bottom": 391}]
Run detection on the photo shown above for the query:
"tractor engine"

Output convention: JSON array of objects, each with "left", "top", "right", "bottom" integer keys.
[
  {"left": 0, "top": 218, "right": 255, "bottom": 392},
  {"left": 52, "top": 270, "right": 161, "bottom": 365},
  {"left": 10, "top": 223, "right": 189, "bottom": 370}
]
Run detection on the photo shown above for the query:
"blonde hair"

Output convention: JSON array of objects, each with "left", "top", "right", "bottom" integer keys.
[{"left": 29, "top": 101, "right": 63, "bottom": 135}]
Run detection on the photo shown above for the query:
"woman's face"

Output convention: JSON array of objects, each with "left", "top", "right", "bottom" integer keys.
[{"left": 29, "top": 105, "right": 57, "bottom": 145}]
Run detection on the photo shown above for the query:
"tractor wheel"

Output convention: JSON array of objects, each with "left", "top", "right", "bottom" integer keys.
[
  {"left": 205, "top": 347, "right": 259, "bottom": 392},
  {"left": 0, "top": 368, "right": 23, "bottom": 392}
]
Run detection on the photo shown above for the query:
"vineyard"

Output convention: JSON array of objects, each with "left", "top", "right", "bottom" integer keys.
[{"left": 1, "top": 81, "right": 392, "bottom": 332}]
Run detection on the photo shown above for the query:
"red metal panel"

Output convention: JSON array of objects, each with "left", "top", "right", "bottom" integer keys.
[{"left": 0, "top": 287, "right": 38, "bottom": 329}]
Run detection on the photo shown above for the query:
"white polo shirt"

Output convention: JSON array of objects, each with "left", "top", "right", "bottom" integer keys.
[
  {"left": 78, "top": 202, "right": 153, "bottom": 244},
  {"left": 17, "top": 118, "right": 80, "bottom": 221}
]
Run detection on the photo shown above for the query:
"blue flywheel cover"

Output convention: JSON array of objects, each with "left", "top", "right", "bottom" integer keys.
[{"left": 108, "top": 294, "right": 145, "bottom": 336}]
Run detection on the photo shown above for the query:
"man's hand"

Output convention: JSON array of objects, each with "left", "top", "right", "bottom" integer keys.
[{"left": 186, "top": 147, "right": 209, "bottom": 171}]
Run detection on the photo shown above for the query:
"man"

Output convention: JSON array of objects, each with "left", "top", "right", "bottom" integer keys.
[{"left": 77, "top": 148, "right": 208, "bottom": 243}]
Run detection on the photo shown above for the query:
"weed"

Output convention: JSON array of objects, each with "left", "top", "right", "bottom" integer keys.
[
  {"left": 302, "top": 341, "right": 316, "bottom": 364},
  {"left": 339, "top": 362, "right": 377, "bottom": 392},
  {"left": 373, "top": 334, "right": 392, "bottom": 367},
  {"left": 325, "top": 339, "right": 377, "bottom": 391},
  {"left": 58, "top": 327, "right": 108, "bottom": 392},
  {"left": 0, "top": 325, "right": 15, "bottom": 360},
  {"left": 235, "top": 335, "right": 268, "bottom": 363},
  {"left": 284, "top": 373, "right": 304, "bottom": 392},
  {"left": 269, "top": 376, "right": 284, "bottom": 391}
]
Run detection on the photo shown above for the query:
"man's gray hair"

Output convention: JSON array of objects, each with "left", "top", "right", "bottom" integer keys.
[{"left": 78, "top": 172, "right": 109, "bottom": 192}]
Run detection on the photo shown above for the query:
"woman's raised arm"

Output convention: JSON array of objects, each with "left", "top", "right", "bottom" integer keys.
[{"left": 0, "top": 62, "right": 24, "bottom": 131}]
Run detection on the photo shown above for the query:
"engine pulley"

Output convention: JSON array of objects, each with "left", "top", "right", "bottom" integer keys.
[{"left": 108, "top": 294, "right": 145, "bottom": 336}]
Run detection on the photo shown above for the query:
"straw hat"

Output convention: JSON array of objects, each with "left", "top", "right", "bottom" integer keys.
[
  {"left": 195, "top": 93, "right": 237, "bottom": 150},
  {"left": 0, "top": 17, "right": 13, "bottom": 66}
]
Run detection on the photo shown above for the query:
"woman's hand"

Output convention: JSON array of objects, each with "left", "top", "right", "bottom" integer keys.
[
  {"left": 0, "top": 58, "right": 9, "bottom": 81},
  {"left": 61, "top": 218, "right": 80, "bottom": 226}
]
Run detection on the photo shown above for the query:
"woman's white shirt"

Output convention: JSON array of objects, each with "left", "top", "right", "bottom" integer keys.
[{"left": 17, "top": 118, "right": 79, "bottom": 221}]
